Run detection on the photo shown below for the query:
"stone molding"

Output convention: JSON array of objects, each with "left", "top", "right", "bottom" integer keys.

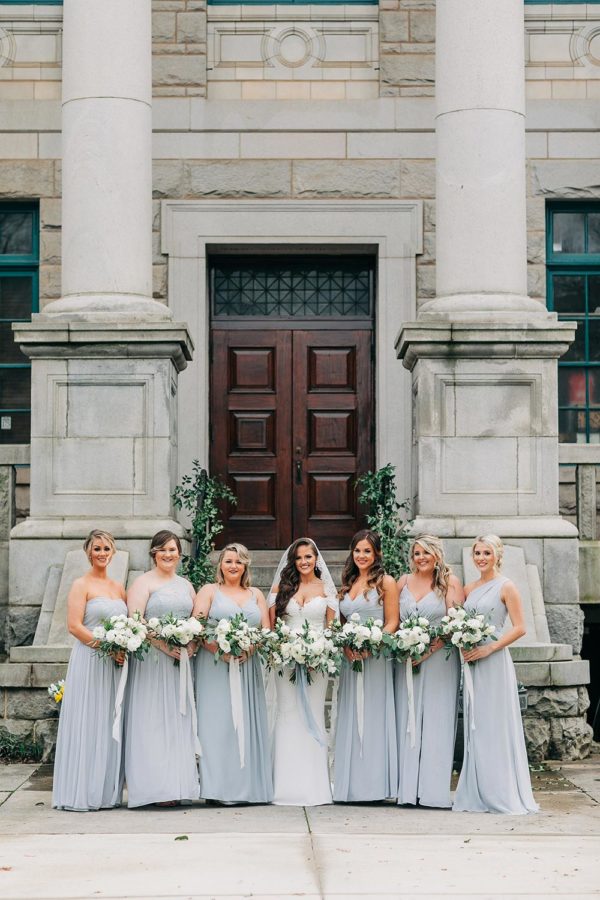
[{"left": 161, "top": 198, "right": 422, "bottom": 503}]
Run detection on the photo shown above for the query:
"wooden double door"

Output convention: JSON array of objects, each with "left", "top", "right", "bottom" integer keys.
[{"left": 210, "top": 328, "right": 374, "bottom": 549}]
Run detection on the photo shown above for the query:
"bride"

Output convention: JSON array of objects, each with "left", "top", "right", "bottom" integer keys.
[{"left": 268, "top": 538, "right": 338, "bottom": 806}]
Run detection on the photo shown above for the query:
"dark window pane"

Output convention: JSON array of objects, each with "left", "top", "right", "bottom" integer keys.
[
  {"left": 559, "top": 408, "right": 586, "bottom": 443},
  {"left": 589, "top": 316, "right": 600, "bottom": 362},
  {"left": 0, "top": 322, "right": 27, "bottom": 364},
  {"left": 0, "top": 368, "right": 30, "bottom": 408},
  {"left": 0, "top": 211, "right": 33, "bottom": 256},
  {"left": 589, "top": 369, "right": 600, "bottom": 407},
  {"left": 561, "top": 317, "right": 585, "bottom": 362},
  {"left": 589, "top": 409, "right": 600, "bottom": 442},
  {"left": 559, "top": 367, "right": 587, "bottom": 407},
  {"left": 0, "top": 411, "right": 30, "bottom": 445},
  {"left": 552, "top": 274, "right": 586, "bottom": 314},
  {"left": 211, "top": 255, "right": 374, "bottom": 319},
  {"left": 553, "top": 212, "right": 585, "bottom": 254},
  {"left": 0, "top": 276, "right": 33, "bottom": 319},
  {"left": 589, "top": 275, "right": 600, "bottom": 316},
  {"left": 589, "top": 214, "right": 600, "bottom": 254}
]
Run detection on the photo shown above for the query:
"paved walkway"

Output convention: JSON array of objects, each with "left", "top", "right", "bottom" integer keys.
[{"left": 0, "top": 759, "right": 599, "bottom": 899}]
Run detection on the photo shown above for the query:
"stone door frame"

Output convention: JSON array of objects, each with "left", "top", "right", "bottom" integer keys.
[{"left": 161, "top": 199, "right": 422, "bottom": 503}]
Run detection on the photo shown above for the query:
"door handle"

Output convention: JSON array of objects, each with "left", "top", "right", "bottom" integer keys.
[{"left": 295, "top": 460, "right": 302, "bottom": 485}]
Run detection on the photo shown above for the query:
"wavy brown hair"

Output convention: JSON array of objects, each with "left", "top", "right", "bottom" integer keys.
[
  {"left": 149, "top": 530, "right": 182, "bottom": 562},
  {"left": 274, "top": 538, "right": 321, "bottom": 620},
  {"left": 339, "top": 529, "right": 385, "bottom": 603},
  {"left": 409, "top": 534, "right": 452, "bottom": 599}
]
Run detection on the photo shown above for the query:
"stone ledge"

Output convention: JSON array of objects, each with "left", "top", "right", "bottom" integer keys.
[
  {"left": 0, "top": 663, "right": 31, "bottom": 687},
  {"left": 510, "top": 643, "right": 573, "bottom": 662},
  {"left": 515, "top": 658, "right": 590, "bottom": 688},
  {"left": 31, "top": 663, "right": 68, "bottom": 688},
  {"left": 10, "top": 646, "right": 71, "bottom": 664}
]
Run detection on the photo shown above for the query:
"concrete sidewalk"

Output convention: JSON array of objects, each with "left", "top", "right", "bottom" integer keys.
[{"left": 0, "top": 760, "right": 599, "bottom": 899}]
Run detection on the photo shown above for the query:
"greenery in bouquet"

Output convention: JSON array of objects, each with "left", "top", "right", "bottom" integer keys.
[
  {"left": 91, "top": 612, "right": 150, "bottom": 663},
  {"left": 437, "top": 606, "right": 497, "bottom": 663},
  {"left": 385, "top": 614, "right": 434, "bottom": 672},
  {"left": 204, "top": 611, "right": 263, "bottom": 663},
  {"left": 330, "top": 612, "right": 385, "bottom": 672},
  {"left": 263, "top": 618, "right": 341, "bottom": 685}
]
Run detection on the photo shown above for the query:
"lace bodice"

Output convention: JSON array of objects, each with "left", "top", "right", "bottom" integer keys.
[{"left": 268, "top": 593, "right": 338, "bottom": 633}]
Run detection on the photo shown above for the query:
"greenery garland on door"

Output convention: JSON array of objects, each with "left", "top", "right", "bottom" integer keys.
[
  {"left": 173, "top": 460, "right": 237, "bottom": 589},
  {"left": 356, "top": 463, "right": 412, "bottom": 579}
]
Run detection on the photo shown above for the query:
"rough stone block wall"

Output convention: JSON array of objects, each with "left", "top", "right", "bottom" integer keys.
[
  {"left": 523, "top": 686, "right": 593, "bottom": 762},
  {"left": 379, "top": 0, "right": 435, "bottom": 98},
  {"left": 152, "top": 0, "right": 207, "bottom": 98}
]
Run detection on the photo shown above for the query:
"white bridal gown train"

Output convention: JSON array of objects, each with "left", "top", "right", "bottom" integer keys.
[{"left": 269, "top": 595, "right": 337, "bottom": 806}]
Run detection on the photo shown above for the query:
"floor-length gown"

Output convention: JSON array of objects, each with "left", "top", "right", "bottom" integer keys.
[
  {"left": 395, "top": 585, "right": 459, "bottom": 807},
  {"left": 195, "top": 589, "right": 273, "bottom": 803},
  {"left": 270, "top": 595, "right": 336, "bottom": 806},
  {"left": 333, "top": 589, "right": 397, "bottom": 802},
  {"left": 53, "top": 598, "right": 127, "bottom": 811},
  {"left": 453, "top": 576, "right": 538, "bottom": 815},
  {"left": 124, "top": 576, "right": 200, "bottom": 807}
]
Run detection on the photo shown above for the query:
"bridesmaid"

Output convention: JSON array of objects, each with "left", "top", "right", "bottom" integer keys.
[
  {"left": 53, "top": 530, "right": 127, "bottom": 811},
  {"left": 453, "top": 534, "right": 538, "bottom": 815},
  {"left": 395, "top": 534, "right": 463, "bottom": 808},
  {"left": 333, "top": 530, "right": 399, "bottom": 803},
  {"left": 124, "top": 530, "right": 200, "bottom": 808},
  {"left": 194, "top": 543, "right": 273, "bottom": 805}
]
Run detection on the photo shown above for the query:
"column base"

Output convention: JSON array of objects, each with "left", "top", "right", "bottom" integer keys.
[
  {"left": 39, "top": 294, "right": 172, "bottom": 322},
  {"left": 418, "top": 293, "right": 551, "bottom": 321}
]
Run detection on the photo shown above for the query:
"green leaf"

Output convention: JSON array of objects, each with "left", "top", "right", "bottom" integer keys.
[{"left": 175, "top": 835, "right": 189, "bottom": 841}]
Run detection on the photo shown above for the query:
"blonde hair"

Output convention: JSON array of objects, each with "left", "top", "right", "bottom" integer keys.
[
  {"left": 472, "top": 534, "right": 504, "bottom": 571},
  {"left": 216, "top": 543, "right": 252, "bottom": 589},
  {"left": 83, "top": 530, "right": 116, "bottom": 563},
  {"left": 409, "top": 534, "right": 451, "bottom": 599}
]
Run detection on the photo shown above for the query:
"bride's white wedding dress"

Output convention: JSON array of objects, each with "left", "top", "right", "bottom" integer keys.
[{"left": 271, "top": 595, "right": 337, "bottom": 806}]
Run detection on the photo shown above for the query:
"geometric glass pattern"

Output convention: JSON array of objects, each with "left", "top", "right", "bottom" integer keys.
[
  {"left": 210, "top": 255, "right": 374, "bottom": 320},
  {"left": 547, "top": 203, "right": 600, "bottom": 444}
]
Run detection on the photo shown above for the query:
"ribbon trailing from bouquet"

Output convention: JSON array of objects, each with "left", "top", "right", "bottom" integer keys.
[
  {"left": 462, "top": 657, "right": 476, "bottom": 732},
  {"left": 356, "top": 669, "right": 365, "bottom": 758},
  {"left": 296, "top": 664, "right": 326, "bottom": 747},
  {"left": 229, "top": 657, "right": 245, "bottom": 768},
  {"left": 405, "top": 659, "right": 416, "bottom": 749},
  {"left": 179, "top": 650, "right": 203, "bottom": 757},
  {"left": 112, "top": 656, "right": 129, "bottom": 743}
]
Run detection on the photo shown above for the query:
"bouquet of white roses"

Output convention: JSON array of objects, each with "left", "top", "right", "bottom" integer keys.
[
  {"left": 92, "top": 612, "right": 150, "bottom": 662},
  {"left": 386, "top": 614, "right": 433, "bottom": 672},
  {"left": 48, "top": 679, "right": 65, "bottom": 705},
  {"left": 204, "top": 611, "right": 263, "bottom": 663},
  {"left": 438, "top": 606, "right": 497, "bottom": 662},
  {"left": 330, "top": 612, "right": 385, "bottom": 672},
  {"left": 147, "top": 613, "right": 205, "bottom": 662},
  {"left": 264, "top": 618, "right": 341, "bottom": 684}
]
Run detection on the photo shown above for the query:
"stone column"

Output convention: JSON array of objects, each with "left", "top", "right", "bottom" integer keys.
[
  {"left": 44, "top": 0, "right": 168, "bottom": 321},
  {"left": 8, "top": 1, "right": 194, "bottom": 621},
  {"left": 397, "top": 0, "right": 585, "bottom": 665},
  {"left": 422, "top": 0, "right": 540, "bottom": 319}
]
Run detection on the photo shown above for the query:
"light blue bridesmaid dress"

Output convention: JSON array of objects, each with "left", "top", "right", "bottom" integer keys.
[
  {"left": 124, "top": 576, "right": 200, "bottom": 807},
  {"left": 395, "top": 584, "right": 459, "bottom": 808},
  {"left": 195, "top": 589, "right": 273, "bottom": 803},
  {"left": 453, "top": 576, "right": 538, "bottom": 815},
  {"left": 333, "top": 589, "right": 397, "bottom": 802},
  {"left": 52, "top": 597, "right": 126, "bottom": 811}
]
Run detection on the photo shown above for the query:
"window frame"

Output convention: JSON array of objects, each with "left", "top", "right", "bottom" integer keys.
[
  {"left": 547, "top": 201, "right": 600, "bottom": 444},
  {"left": 0, "top": 202, "right": 39, "bottom": 446}
]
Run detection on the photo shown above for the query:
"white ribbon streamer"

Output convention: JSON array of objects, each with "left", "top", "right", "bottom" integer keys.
[
  {"left": 462, "top": 658, "right": 476, "bottom": 732},
  {"left": 356, "top": 669, "right": 365, "bottom": 758},
  {"left": 112, "top": 656, "right": 129, "bottom": 743},
  {"left": 405, "top": 659, "right": 416, "bottom": 749},
  {"left": 179, "top": 649, "right": 203, "bottom": 757},
  {"left": 229, "top": 657, "right": 245, "bottom": 768}
]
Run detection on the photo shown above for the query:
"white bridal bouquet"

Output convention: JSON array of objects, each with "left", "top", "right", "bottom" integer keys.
[
  {"left": 147, "top": 613, "right": 205, "bottom": 662},
  {"left": 205, "top": 611, "right": 263, "bottom": 662},
  {"left": 263, "top": 618, "right": 341, "bottom": 684},
  {"left": 92, "top": 613, "right": 150, "bottom": 662},
  {"left": 387, "top": 614, "right": 433, "bottom": 672},
  {"left": 330, "top": 612, "right": 385, "bottom": 672},
  {"left": 438, "top": 606, "right": 497, "bottom": 662}
]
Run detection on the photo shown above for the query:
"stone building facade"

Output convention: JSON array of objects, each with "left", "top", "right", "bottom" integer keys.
[{"left": 0, "top": 0, "right": 598, "bottom": 758}]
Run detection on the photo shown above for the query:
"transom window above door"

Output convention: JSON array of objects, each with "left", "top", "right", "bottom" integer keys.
[{"left": 210, "top": 255, "right": 375, "bottom": 323}]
